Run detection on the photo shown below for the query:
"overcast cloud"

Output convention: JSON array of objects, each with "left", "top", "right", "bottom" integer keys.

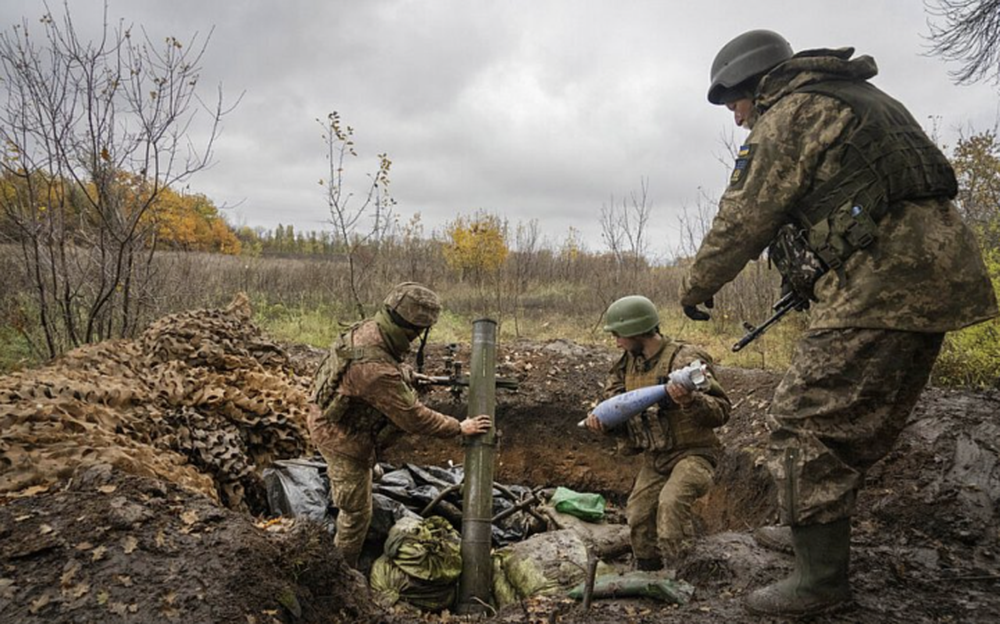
[{"left": 3, "top": 0, "right": 998, "bottom": 258}]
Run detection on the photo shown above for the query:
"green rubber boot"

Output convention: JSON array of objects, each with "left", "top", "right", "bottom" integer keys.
[{"left": 744, "top": 519, "right": 852, "bottom": 617}]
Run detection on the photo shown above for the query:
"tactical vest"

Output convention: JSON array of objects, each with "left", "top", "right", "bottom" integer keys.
[
  {"left": 310, "top": 323, "right": 396, "bottom": 428},
  {"left": 622, "top": 342, "right": 721, "bottom": 455},
  {"left": 770, "top": 79, "right": 957, "bottom": 297}
]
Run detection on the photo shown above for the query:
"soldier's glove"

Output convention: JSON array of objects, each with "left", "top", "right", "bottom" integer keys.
[{"left": 683, "top": 296, "right": 714, "bottom": 322}]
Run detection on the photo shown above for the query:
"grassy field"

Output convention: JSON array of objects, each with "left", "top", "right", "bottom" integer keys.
[{"left": 1, "top": 245, "right": 996, "bottom": 388}]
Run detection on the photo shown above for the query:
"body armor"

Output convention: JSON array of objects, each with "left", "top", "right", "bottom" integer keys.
[
  {"left": 621, "top": 342, "right": 722, "bottom": 456},
  {"left": 769, "top": 79, "right": 957, "bottom": 298}
]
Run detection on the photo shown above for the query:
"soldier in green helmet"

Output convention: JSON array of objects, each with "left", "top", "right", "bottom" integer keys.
[
  {"left": 683, "top": 30, "right": 998, "bottom": 617},
  {"left": 307, "top": 282, "right": 491, "bottom": 568},
  {"left": 584, "top": 295, "right": 731, "bottom": 572}
]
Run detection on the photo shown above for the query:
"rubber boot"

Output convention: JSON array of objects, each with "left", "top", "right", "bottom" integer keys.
[
  {"left": 753, "top": 525, "right": 794, "bottom": 555},
  {"left": 744, "top": 519, "right": 852, "bottom": 618}
]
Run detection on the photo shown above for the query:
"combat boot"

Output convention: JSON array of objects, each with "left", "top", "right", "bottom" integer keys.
[
  {"left": 744, "top": 519, "right": 852, "bottom": 618},
  {"left": 753, "top": 525, "right": 793, "bottom": 555}
]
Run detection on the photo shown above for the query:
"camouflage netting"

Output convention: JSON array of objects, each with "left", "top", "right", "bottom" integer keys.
[{"left": 0, "top": 294, "right": 311, "bottom": 513}]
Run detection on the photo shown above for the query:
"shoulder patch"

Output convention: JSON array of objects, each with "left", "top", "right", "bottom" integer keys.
[{"left": 729, "top": 144, "right": 756, "bottom": 188}]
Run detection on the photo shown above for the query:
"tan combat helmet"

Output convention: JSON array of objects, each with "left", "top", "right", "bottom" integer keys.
[{"left": 383, "top": 282, "right": 442, "bottom": 329}]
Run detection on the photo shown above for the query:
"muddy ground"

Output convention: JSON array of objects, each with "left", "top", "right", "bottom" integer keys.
[{"left": 2, "top": 335, "right": 999, "bottom": 623}]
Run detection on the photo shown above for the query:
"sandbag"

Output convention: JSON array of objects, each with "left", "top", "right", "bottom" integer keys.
[
  {"left": 369, "top": 555, "right": 457, "bottom": 612},
  {"left": 491, "top": 529, "right": 613, "bottom": 608},
  {"left": 568, "top": 571, "right": 695, "bottom": 604},
  {"left": 384, "top": 515, "right": 462, "bottom": 583}
]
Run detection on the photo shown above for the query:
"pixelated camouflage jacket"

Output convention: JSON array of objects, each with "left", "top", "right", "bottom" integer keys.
[
  {"left": 307, "top": 314, "right": 461, "bottom": 465},
  {"left": 681, "top": 48, "right": 998, "bottom": 332},
  {"left": 603, "top": 338, "right": 731, "bottom": 467}
]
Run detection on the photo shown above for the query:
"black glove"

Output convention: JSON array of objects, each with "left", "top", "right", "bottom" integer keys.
[{"left": 683, "top": 297, "right": 714, "bottom": 321}]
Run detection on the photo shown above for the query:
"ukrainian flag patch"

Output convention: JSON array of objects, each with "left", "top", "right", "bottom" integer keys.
[{"left": 729, "top": 144, "right": 755, "bottom": 188}]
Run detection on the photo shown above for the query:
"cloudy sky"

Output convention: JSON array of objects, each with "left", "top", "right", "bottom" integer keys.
[{"left": 3, "top": 1, "right": 998, "bottom": 258}]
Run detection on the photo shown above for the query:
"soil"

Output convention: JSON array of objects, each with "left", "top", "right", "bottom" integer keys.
[{"left": 3, "top": 335, "right": 999, "bottom": 623}]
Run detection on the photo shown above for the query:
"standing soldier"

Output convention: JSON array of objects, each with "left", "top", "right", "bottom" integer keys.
[
  {"left": 585, "top": 296, "right": 731, "bottom": 572},
  {"left": 683, "top": 30, "right": 998, "bottom": 616},
  {"left": 307, "top": 282, "right": 491, "bottom": 568}
]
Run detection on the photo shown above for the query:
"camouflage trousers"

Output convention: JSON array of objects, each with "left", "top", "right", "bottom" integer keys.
[
  {"left": 320, "top": 450, "right": 373, "bottom": 568},
  {"left": 625, "top": 453, "right": 715, "bottom": 562},
  {"left": 767, "top": 328, "right": 943, "bottom": 526}
]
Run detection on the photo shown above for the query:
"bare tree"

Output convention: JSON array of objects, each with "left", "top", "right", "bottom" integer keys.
[
  {"left": 599, "top": 178, "right": 653, "bottom": 286},
  {"left": 926, "top": 0, "right": 1000, "bottom": 85},
  {"left": 505, "top": 218, "right": 540, "bottom": 336},
  {"left": 0, "top": 2, "right": 232, "bottom": 358},
  {"left": 319, "top": 111, "right": 394, "bottom": 319}
]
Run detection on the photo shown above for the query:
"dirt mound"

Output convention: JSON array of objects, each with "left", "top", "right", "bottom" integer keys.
[
  {"left": 0, "top": 464, "right": 387, "bottom": 623},
  {"left": 0, "top": 294, "right": 311, "bottom": 512}
]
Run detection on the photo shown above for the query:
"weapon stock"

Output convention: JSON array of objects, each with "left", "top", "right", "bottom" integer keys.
[{"left": 732, "top": 292, "right": 807, "bottom": 352}]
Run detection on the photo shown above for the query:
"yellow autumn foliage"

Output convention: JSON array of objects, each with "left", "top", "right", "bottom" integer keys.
[{"left": 443, "top": 212, "right": 508, "bottom": 276}]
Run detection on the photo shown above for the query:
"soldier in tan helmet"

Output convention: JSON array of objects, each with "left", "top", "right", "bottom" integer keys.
[{"left": 307, "top": 282, "right": 491, "bottom": 567}]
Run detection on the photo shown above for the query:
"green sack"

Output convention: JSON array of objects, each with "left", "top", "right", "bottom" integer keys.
[
  {"left": 568, "top": 571, "right": 695, "bottom": 605},
  {"left": 550, "top": 486, "right": 606, "bottom": 522},
  {"left": 384, "top": 515, "right": 462, "bottom": 583},
  {"left": 369, "top": 555, "right": 457, "bottom": 612}
]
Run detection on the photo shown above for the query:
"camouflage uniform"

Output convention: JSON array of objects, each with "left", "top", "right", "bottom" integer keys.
[
  {"left": 308, "top": 292, "right": 463, "bottom": 566},
  {"left": 681, "top": 49, "right": 998, "bottom": 526},
  {"left": 604, "top": 339, "right": 731, "bottom": 563}
]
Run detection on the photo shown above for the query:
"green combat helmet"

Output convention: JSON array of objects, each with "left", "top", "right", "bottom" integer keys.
[
  {"left": 603, "top": 296, "right": 660, "bottom": 337},
  {"left": 384, "top": 282, "right": 442, "bottom": 329},
  {"left": 708, "top": 29, "right": 793, "bottom": 104}
]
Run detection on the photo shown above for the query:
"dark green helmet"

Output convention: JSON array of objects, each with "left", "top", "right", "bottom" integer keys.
[
  {"left": 603, "top": 296, "right": 659, "bottom": 337},
  {"left": 708, "top": 29, "right": 792, "bottom": 105}
]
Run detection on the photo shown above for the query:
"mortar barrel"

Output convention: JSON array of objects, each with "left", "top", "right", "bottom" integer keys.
[{"left": 456, "top": 318, "right": 497, "bottom": 614}]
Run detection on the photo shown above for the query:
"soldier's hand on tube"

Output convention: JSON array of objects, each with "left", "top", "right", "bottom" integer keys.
[
  {"left": 460, "top": 414, "right": 492, "bottom": 436},
  {"left": 666, "top": 381, "right": 695, "bottom": 408},
  {"left": 584, "top": 413, "right": 605, "bottom": 433}
]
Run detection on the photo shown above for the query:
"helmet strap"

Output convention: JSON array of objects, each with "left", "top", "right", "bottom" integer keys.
[{"left": 416, "top": 327, "right": 430, "bottom": 373}]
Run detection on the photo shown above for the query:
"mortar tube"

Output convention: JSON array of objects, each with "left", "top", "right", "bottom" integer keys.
[{"left": 456, "top": 318, "right": 498, "bottom": 615}]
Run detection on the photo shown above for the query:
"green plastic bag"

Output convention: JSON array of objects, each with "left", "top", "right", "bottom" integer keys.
[{"left": 550, "top": 486, "right": 606, "bottom": 522}]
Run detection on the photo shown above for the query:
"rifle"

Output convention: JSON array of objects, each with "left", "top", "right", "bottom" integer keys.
[{"left": 731, "top": 291, "right": 809, "bottom": 352}]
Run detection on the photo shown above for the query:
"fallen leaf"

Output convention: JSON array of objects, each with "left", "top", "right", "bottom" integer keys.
[
  {"left": 180, "top": 510, "right": 198, "bottom": 526},
  {"left": 128, "top": 603, "right": 138, "bottom": 613},
  {"left": 14, "top": 514, "right": 32, "bottom": 522},
  {"left": 65, "top": 583, "right": 90, "bottom": 599},
  {"left": 123, "top": 536, "right": 139, "bottom": 554},
  {"left": 75, "top": 542, "right": 94, "bottom": 551},
  {"left": 29, "top": 594, "right": 51, "bottom": 614},
  {"left": 116, "top": 575, "right": 133, "bottom": 587},
  {"left": 39, "top": 524, "right": 54, "bottom": 535},
  {"left": 109, "top": 602, "right": 129, "bottom": 615},
  {"left": 97, "top": 485, "right": 118, "bottom": 494},
  {"left": 155, "top": 531, "right": 166, "bottom": 548},
  {"left": 91, "top": 546, "right": 107, "bottom": 562},
  {"left": 60, "top": 562, "right": 81, "bottom": 587},
  {"left": 15, "top": 485, "right": 49, "bottom": 497},
  {"left": 97, "top": 589, "right": 110, "bottom": 605},
  {"left": 0, "top": 578, "right": 16, "bottom": 600}
]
